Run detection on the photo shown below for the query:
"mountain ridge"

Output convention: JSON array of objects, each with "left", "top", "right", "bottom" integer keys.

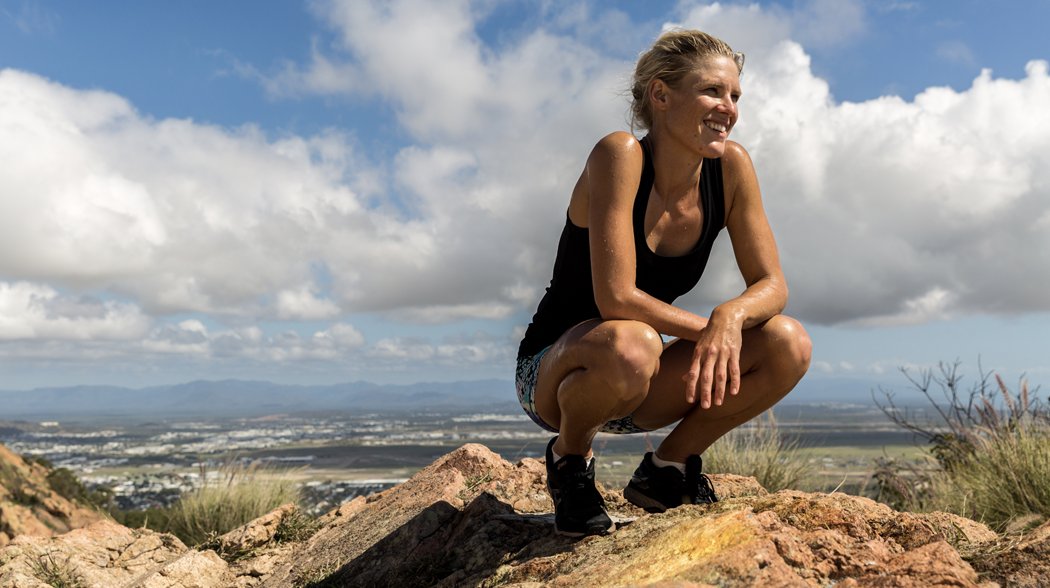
[{"left": 0, "top": 378, "right": 516, "bottom": 419}]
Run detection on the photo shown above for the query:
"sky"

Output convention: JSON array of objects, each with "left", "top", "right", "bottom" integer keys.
[{"left": 1, "top": 0, "right": 1048, "bottom": 401}]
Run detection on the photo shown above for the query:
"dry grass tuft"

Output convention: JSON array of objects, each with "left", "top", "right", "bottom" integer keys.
[{"left": 704, "top": 410, "right": 812, "bottom": 492}]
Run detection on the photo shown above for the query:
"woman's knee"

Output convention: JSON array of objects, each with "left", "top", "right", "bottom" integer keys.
[
  {"left": 759, "top": 315, "right": 812, "bottom": 380},
  {"left": 582, "top": 320, "right": 662, "bottom": 400}
]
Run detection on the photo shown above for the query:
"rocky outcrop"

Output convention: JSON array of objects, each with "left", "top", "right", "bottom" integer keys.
[
  {"left": 0, "top": 444, "right": 102, "bottom": 548},
  {"left": 0, "top": 519, "right": 231, "bottom": 588},
  {"left": 1, "top": 442, "right": 1047, "bottom": 587}
]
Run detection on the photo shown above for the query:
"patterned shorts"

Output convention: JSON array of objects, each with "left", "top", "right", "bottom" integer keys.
[{"left": 515, "top": 347, "right": 650, "bottom": 435}]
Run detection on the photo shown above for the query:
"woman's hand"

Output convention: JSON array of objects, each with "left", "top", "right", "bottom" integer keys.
[{"left": 684, "top": 313, "right": 743, "bottom": 408}]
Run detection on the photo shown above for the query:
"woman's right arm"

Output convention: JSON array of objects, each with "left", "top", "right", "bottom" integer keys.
[{"left": 579, "top": 132, "right": 709, "bottom": 341}]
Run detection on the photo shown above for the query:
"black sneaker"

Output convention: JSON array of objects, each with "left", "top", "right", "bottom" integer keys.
[
  {"left": 623, "top": 452, "right": 719, "bottom": 513},
  {"left": 544, "top": 437, "right": 615, "bottom": 537}
]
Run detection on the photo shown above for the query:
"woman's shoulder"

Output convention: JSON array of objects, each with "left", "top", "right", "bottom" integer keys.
[
  {"left": 720, "top": 140, "right": 752, "bottom": 167},
  {"left": 570, "top": 132, "right": 646, "bottom": 224},
  {"left": 719, "top": 140, "right": 757, "bottom": 178},
  {"left": 590, "top": 131, "right": 645, "bottom": 162}
]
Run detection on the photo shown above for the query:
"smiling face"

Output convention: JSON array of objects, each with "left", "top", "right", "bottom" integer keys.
[{"left": 653, "top": 55, "right": 742, "bottom": 158}]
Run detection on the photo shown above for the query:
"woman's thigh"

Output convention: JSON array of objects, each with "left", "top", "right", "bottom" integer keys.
[
  {"left": 532, "top": 318, "right": 662, "bottom": 430},
  {"left": 629, "top": 315, "right": 807, "bottom": 429}
]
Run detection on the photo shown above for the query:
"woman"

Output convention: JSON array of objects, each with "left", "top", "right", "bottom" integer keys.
[{"left": 515, "top": 29, "right": 812, "bottom": 537}]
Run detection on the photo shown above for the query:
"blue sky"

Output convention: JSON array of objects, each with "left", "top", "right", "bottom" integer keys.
[{"left": 1, "top": 0, "right": 1047, "bottom": 401}]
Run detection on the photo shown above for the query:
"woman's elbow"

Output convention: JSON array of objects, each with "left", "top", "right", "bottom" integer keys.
[{"left": 594, "top": 290, "right": 634, "bottom": 320}]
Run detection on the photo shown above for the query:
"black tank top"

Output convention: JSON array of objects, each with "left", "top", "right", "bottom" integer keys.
[{"left": 517, "top": 135, "right": 727, "bottom": 358}]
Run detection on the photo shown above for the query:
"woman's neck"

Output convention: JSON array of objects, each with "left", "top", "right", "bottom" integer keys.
[{"left": 646, "top": 130, "right": 704, "bottom": 207}]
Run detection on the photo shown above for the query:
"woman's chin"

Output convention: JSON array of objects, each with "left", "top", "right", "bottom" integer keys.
[{"left": 700, "top": 140, "right": 727, "bottom": 158}]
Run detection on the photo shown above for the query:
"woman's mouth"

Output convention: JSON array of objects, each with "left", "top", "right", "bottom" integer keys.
[{"left": 703, "top": 120, "right": 728, "bottom": 133}]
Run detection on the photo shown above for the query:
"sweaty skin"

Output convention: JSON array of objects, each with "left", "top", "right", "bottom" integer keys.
[
  {"left": 532, "top": 53, "right": 811, "bottom": 463},
  {"left": 568, "top": 56, "right": 787, "bottom": 410}
]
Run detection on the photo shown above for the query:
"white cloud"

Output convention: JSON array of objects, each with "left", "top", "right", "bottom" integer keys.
[
  {"left": 937, "top": 40, "right": 978, "bottom": 67},
  {"left": 665, "top": 6, "right": 1050, "bottom": 325},
  {"left": 145, "top": 321, "right": 367, "bottom": 362},
  {"left": 276, "top": 286, "right": 341, "bottom": 320},
  {"left": 390, "top": 302, "right": 516, "bottom": 324},
  {"left": 0, "top": 282, "right": 149, "bottom": 341},
  {"left": 310, "top": 0, "right": 492, "bottom": 139},
  {"left": 2, "top": 1, "right": 1049, "bottom": 382},
  {"left": 367, "top": 332, "right": 514, "bottom": 366}
]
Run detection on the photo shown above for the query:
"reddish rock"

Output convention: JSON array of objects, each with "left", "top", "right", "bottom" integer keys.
[
  {"left": 0, "top": 519, "right": 232, "bottom": 588},
  {"left": 2, "top": 441, "right": 1046, "bottom": 587},
  {"left": 216, "top": 503, "right": 298, "bottom": 557},
  {"left": 250, "top": 444, "right": 1011, "bottom": 588},
  {"left": 0, "top": 444, "right": 102, "bottom": 547}
]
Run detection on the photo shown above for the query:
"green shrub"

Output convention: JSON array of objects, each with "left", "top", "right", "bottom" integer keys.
[
  {"left": 924, "top": 419, "right": 1050, "bottom": 528},
  {"left": 47, "top": 468, "right": 113, "bottom": 510},
  {"left": 704, "top": 410, "right": 811, "bottom": 492},
  {"left": 8, "top": 480, "right": 42, "bottom": 507},
  {"left": 162, "top": 461, "right": 301, "bottom": 547},
  {"left": 874, "top": 361, "right": 1049, "bottom": 529}
]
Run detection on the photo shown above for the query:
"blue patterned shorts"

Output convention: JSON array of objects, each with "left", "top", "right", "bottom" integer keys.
[{"left": 515, "top": 347, "right": 650, "bottom": 435}]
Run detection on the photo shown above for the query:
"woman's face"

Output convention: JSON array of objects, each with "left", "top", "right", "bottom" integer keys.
[{"left": 658, "top": 55, "right": 741, "bottom": 158}]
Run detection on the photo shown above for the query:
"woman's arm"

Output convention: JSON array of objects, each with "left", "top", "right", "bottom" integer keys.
[
  {"left": 582, "top": 132, "right": 710, "bottom": 340},
  {"left": 685, "top": 140, "right": 787, "bottom": 408}
]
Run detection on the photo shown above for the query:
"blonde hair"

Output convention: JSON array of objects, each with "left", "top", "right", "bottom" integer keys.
[{"left": 629, "top": 29, "right": 744, "bottom": 132}]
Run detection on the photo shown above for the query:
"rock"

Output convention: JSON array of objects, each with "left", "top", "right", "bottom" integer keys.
[
  {"left": 1, "top": 441, "right": 1047, "bottom": 587},
  {"left": 0, "top": 444, "right": 102, "bottom": 546},
  {"left": 0, "top": 519, "right": 233, "bottom": 588},
  {"left": 215, "top": 503, "right": 298, "bottom": 558},
  {"left": 259, "top": 442, "right": 551, "bottom": 586},
  {"left": 245, "top": 443, "right": 1016, "bottom": 587}
]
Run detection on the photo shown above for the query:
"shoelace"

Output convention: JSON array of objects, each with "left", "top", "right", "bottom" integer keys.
[
  {"left": 557, "top": 459, "right": 605, "bottom": 508},
  {"left": 684, "top": 456, "right": 719, "bottom": 503}
]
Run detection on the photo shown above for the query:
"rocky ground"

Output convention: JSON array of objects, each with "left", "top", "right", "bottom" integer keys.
[{"left": 1, "top": 442, "right": 1048, "bottom": 587}]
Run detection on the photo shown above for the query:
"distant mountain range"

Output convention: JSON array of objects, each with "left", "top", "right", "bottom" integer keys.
[
  {"left": 0, "top": 373, "right": 901, "bottom": 421},
  {"left": 0, "top": 379, "right": 519, "bottom": 420}
]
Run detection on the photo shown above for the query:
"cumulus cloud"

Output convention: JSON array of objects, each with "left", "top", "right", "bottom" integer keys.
[
  {"left": 276, "top": 286, "right": 342, "bottom": 320},
  {"left": 2, "top": 0, "right": 1048, "bottom": 381},
  {"left": 667, "top": 2, "right": 1050, "bottom": 326},
  {"left": 0, "top": 281, "right": 150, "bottom": 341},
  {"left": 368, "top": 332, "right": 514, "bottom": 367},
  {"left": 270, "top": 0, "right": 1050, "bottom": 329}
]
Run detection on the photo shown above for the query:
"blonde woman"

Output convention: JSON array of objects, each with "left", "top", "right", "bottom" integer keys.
[{"left": 515, "top": 29, "right": 812, "bottom": 536}]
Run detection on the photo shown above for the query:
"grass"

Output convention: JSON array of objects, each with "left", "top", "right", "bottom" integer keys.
[
  {"left": 156, "top": 460, "right": 303, "bottom": 547},
  {"left": 874, "top": 363, "right": 1050, "bottom": 530},
  {"left": 923, "top": 420, "right": 1050, "bottom": 529},
  {"left": 28, "top": 551, "right": 85, "bottom": 588},
  {"left": 703, "top": 410, "right": 813, "bottom": 492}
]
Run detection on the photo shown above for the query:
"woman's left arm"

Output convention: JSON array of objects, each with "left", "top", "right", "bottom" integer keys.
[{"left": 685, "top": 141, "right": 788, "bottom": 408}]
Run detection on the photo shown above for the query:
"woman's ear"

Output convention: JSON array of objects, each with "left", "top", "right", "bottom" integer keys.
[{"left": 649, "top": 79, "right": 669, "bottom": 111}]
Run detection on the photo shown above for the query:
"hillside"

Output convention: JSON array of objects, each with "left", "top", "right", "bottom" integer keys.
[
  {"left": 0, "top": 444, "right": 102, "bottom": 548},
  {"left": 1, "top": 443, "right": 1047, "bottom": 587}
]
